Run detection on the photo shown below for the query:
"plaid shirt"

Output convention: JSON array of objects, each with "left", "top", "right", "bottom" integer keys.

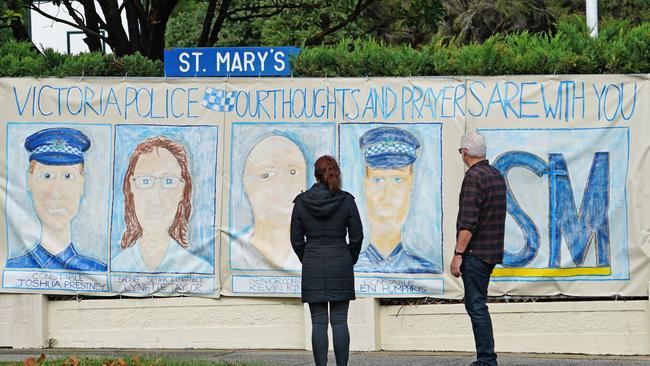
[{"left": 456, "top": 160, "right": 507, "bottom": 264}]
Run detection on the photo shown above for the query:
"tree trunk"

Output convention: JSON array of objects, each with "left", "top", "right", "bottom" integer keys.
[
  {"left": 198, "top": 0, "right": 219, "bottom": 47},
  {"left": 124, "top": 0, "right": 144, "bottom": 54},
  {"left": 95, "top": 0, "right": 133, "bottom": 56},
  {"left": 80, "top": 0, "right": 103, "bottom": 53},
  {"left": 207, "top": 0, "right": 233, "bottom": 46},
  {"left": 147, "top": 0, "right": 181, "bottom": 60}
]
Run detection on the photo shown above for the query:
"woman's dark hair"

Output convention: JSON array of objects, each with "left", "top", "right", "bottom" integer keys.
[{"left": 314, "top": 155, "right": 341, "bottom": 192}]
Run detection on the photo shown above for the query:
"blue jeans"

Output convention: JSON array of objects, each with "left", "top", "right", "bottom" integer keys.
[
  {"left": 308, "top": 301, "right": 350, "bottom": 366},
  {"left": 461, "top": 254, "right": 497, "bottom": 366}
]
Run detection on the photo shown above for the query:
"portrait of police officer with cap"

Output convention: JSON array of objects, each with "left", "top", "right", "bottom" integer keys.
[
  {"left": 6, "top": 127, "right": 107, "bottom": 271},
  {"left": 354, "top": 126, "right": 441, "bottom": 274}
]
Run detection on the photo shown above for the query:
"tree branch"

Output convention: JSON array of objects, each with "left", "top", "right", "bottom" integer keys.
[
  {"left": 227, "top": 8, "right": 285, "bottom": 21},
  {"left": 79, "top": 0, "right": 108, "bottom": 29},
  {"left": 127, "top": 0, "right": 149, "bottom": 25},
  {"left": 304, "top": 0, "right": 376, "bottom": 46},
  {"left": 88, "top": 0, "right": 133, "bottom": 56},
  {"left": 225, "top": 1, "right": 318, "bottom": 16},
  {"left": 207, "top": 0, "right": 234, "bottom": 47},
  {"left": 77, "top": 0, "right": 104, "bottom": 52},
  {"left": 155, "top": 0, "right": 181, "bottom": 21},
  {"left": 28, "top": 3, "right": 107, "bottom": 40},
  {"left": 124, "top": 0, "right": 144, "bottom": 53},
  {"left": 198, "top": 0, "right": 219, "bottom": 47},
  {"left": 60, "top": 0, "right": 86, "bottom": 29},
  {"left": 146, "top": 0, "right": 181, "bottom": 60}
]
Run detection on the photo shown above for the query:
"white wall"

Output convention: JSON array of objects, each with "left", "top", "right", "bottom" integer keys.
[
  {"left": 48, "top": 296, "right": 305, "bottom": 349},
  {"left": 1, "top": 292, "right": 649, "bottom": 354},
  {"left": 0, "top": 294, "right": 47, "bottom": 348},
  {"left": 380, "top": 300, "right": 650, "bottom": 355},
  {"left": 30, "top": 2, "right": 125, "bottom": 54}
]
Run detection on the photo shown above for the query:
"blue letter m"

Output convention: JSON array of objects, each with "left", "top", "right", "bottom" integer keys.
[{"left": 548, "top": 153, "right": 610, "bottom": 268}]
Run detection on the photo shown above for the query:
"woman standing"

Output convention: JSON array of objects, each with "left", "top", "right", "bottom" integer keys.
[{"left": 290, "top": 155, "right": 363, "bottom": 366}]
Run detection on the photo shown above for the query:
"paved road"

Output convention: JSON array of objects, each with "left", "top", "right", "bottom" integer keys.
[{"left": 1, "top": 349, "right": 649, "bottom": 365}]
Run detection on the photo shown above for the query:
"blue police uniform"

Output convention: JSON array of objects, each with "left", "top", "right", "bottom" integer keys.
[
  {"left": 355, "top": 243, "right": 441, "bottom": 274},
  {"left": 5, "top": 127, "right": 107, "bottom": 272},
  {"left": 354, "top": 126, "right": 441, "bottom": 274},
  {"left": 7, "top": 243, "right": 107, "bottom": 271}
]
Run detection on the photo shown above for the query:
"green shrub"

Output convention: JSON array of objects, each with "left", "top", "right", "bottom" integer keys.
[
  {"left": 0, "top": 19, "right": 649, "bottom": 77},
  {"left": 119, "top": 53, "right": 164, "bottom": 77},
  {"left": 50, "top": 52, "right": 110, "bottom": 77},
  {"left": 0, "top": 40, "right": 48, "bottom": 76},
  {"left": 294, "top": 19, "right": 650, "bottom": 76}
]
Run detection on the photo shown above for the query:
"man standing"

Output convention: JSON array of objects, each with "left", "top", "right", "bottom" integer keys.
[
  {"left": 355, "top": 126, "right": 441, "bottom": 274},
  {"left": 6, "top": 127, "right": 107, "bottom": 271},
  {"left": 451, "top": 131, "right": 506, "bottom": 366}
]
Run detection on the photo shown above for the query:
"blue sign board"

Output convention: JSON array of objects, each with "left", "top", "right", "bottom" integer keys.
[{"left": 164, "top": 47, "right": 299, "bottom": 77}]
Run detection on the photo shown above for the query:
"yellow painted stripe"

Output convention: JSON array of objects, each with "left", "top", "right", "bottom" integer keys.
[{"left": 492, "top": 267, "right": 612, "bottom": 277}]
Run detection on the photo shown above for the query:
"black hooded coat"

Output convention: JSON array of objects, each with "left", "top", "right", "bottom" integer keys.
[{"left": 290, "top": 183, "right": 364, "bottom": 303}]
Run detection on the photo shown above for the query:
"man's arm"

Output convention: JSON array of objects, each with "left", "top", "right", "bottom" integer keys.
[
  {"left": 455, "top": 229, "right": 473, "bottom": 254},
  {"left": 451, "top": 174, "right": 481, "bottom": 277},
  {"left": 450, "top": 229, "right": 473, "bottom": 277}
]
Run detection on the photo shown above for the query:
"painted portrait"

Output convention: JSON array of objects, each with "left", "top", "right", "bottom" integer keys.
[
  {"left": 229, "top": 123, "right": 335, "bottom": 270},
  {"left": 110, "top": 125, "right": 218, "bottom": 274},
  {"left": 339, "top": 123, "right": 443, "bottom": 274},
  {"left": 4, "top": 124, "right": 111, "bottom": 271}
]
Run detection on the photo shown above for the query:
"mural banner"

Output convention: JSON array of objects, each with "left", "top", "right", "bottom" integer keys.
[{"left": 0, "top": 75, "right": 646, "bottom": 298}]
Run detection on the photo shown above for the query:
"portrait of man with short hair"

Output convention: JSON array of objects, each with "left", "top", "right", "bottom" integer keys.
[
  {"left": 5, "top": 125, "right": 110, "bottom": 272},
  {"left": 339, "top": 124, "right": 443, "bottom": 274},
  {"left": 229, "top": 123, "right": 335, "bottom": 271}
]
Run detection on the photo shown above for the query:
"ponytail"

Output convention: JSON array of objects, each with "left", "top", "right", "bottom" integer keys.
[{"left": 314, "top": 155, "right": 342, "bottom": 193}]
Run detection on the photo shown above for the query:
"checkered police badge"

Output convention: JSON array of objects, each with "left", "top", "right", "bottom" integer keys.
[{"left": 202, "top": 87, "right": 237, "bottom": 112}]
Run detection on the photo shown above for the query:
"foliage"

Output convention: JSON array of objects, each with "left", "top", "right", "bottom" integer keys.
[
  {"left": 2, "top": 354, "right": 262, "bottom": 366},
  {"left": 437, "top": 0, "right": 557, "bottom": 45},
  {"left": 293, "top": 19, "right": 650, "bottom": 76},
  {"left": 164, "top": 0, "right": 650, "bottom": 51},
  {"left": 0, "top": 39, "right": 48, "bottom": 76},
  {"left": 164, "top": 0, "right": 447, "bottom": 49},
  {"left": 1, "top": 19, "right": 649, "bottom": 77},
  {"left": 551, "top": 0, "right": 650, "bottom": 26},
  {"left": 166, "top": 0, "right": 376, "bottom": 48},
  {"left": 166, "top": 2, "right": 208, "bottom": 48},
  {"left": 0, "top": 40, "right": 163, "bottom": 77},
  {"left": 118, "top": 53, "right": 164, "bottom": 77},
  {"left": 364, "top": 0, "right": 444, "bottom": 46},
  {"left": 291, "top": 38, "right": 425, "bottom": 76}
]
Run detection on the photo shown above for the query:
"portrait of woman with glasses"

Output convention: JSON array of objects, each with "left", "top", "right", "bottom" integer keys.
[{"left": 111, "top": 135, "right": 213, "bottom": 274}]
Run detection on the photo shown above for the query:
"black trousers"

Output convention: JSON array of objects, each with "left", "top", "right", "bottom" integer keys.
[
  {"left": 462, "top": 254, "right": 497, "bottom": 366},
  {"left": 308, "top": 301, "right": 350, "bottom": 366}
]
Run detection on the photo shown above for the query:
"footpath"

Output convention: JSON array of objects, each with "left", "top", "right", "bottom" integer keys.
[{"left": 1, "top": 349, "right": 650, "bottom": 365}]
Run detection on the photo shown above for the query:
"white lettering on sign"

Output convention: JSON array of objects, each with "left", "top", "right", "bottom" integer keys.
[
  {"left": 215, "top": 50, "right": 287, "bottom": 74},
  {"left": 274, "top": 51, "right": 286, "bottom": 72},
  {"left": 178, "top": 52, "right": 203, "bottom": 73}
]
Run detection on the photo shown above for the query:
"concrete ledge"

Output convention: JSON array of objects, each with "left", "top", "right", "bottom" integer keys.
[
  {"left": 0, "top": 294, "right": 47, "bottom": 348},
  {"left": 47, "top": 296, "right": 305, "bottom": 349},
  {"left": 380, "top": 300, "right": 650, "bottom": 355},
  {"left": 2, "top": 294, "right": 649, "bottom": 355}
]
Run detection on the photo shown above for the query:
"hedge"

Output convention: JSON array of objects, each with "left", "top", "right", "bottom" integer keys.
[
  {"left": 292, "top": 19, "right": 650, "bottom": 76},
  {"left": 0, "top": 18, "right": 648, "bottom": 77}
]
